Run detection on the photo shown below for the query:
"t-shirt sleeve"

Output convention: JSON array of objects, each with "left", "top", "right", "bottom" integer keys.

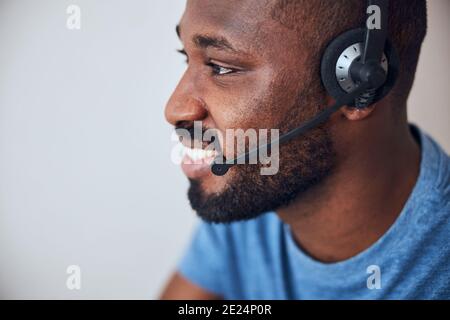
[{"left": 177, "top": 220, "right": 231, "bottom": 296}]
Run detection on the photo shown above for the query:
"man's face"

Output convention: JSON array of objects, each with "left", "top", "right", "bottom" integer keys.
[{"left": 165, "top": 0, "right": 336, "bottom": 223}]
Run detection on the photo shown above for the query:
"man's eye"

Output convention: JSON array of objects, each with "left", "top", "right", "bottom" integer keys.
[{"left": 207, "top": 63, "right": 235, "bottom": 76}]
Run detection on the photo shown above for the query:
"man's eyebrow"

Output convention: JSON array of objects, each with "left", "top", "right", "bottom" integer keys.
[
  {"left": 193, "top": 35, "right": 237, "bottom": 53},
  {"left": 176, "top": 24, "right": 238, "bottom": 53}
]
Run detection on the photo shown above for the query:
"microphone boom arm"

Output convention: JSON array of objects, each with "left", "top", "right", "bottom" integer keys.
[{"left": 210, "top": 83, "right": 371, "bottom": 176}]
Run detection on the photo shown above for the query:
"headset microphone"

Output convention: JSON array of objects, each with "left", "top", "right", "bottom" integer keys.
[
  {"left": 211, "top": 82, "right": 372, "bottom": 176},
  {"left": 211, "top": 0, "right": 399, "bottom": 176}
]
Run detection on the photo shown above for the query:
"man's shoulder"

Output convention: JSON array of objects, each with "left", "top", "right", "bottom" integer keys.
[
  {"left": 408, "top": 128, "right": 450, "bottom": 243},
  {"left": 418, "top": 128, "right": 450, "bottom": 205}
]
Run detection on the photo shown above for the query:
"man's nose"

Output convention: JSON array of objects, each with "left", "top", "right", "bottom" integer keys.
[{"left": 164, "top": 78, "right": 208, "bottom": 126}]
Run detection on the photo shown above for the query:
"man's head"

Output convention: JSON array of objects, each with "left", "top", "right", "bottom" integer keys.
[{"left": 165, "top": 0, "right": 427, "bottom": 223}]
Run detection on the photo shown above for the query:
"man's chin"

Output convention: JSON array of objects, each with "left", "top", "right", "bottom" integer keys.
[
  {"left": 186, "top": 165, "right": 233, "bottom": 195},
  {"left": 186, "top": 169, "right": 271, "bottom": 224}
]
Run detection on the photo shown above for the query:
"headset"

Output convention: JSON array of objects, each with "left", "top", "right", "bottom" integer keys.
[{"left": 211, "top": 0, "right": 399, "bottom": 176}]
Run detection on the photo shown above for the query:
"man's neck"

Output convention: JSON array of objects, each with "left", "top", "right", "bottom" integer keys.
[{"left": 277, "top": 122, "right": 421, "bottom": 263}]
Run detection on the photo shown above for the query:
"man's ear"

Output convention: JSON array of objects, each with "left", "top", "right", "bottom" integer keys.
[
  {"left": 340, "top": 104, "right": 376, "bottom": 121},
  {"left": 326, "top": 95, "right": 376, "bottom": 121}
]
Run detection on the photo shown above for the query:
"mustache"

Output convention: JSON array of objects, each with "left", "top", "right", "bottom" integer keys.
[{"left": 175, "top": 122, "right": 219, "bottom": 148}]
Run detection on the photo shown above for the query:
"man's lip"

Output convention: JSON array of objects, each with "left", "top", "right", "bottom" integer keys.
[{"left": 181, "top": 154, "right": 215, "bottom": 179}]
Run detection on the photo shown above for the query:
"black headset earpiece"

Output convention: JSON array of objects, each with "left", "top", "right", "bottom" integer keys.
[{"left": 321, "top": 28, "right": 399, "bottom": 109}]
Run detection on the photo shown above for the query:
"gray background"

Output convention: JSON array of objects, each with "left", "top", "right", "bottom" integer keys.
[{"left": 0, "top": 0, "right": 448, "bottom": 299}]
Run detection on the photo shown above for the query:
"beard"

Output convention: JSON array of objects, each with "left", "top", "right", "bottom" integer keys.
[{"left": 187, "top": 85, "right": 337, "bottom": 224}]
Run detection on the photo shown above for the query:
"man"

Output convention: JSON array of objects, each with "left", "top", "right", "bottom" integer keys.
[{"left": 161, "top": 0, "right": 450, "bottom": 299}]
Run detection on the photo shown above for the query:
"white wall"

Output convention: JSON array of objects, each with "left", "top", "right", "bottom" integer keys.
[
  {"left": 0, "top": 0, "right": 448, "bottom": 299},
  {"left": 409, "top": 0, "right": 450, "bottom": 152},
  {"left": 0, "top": 0, "right": 191, "bottom": 299}
]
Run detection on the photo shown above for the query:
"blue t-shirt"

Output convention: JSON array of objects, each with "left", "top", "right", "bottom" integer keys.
[{"left": 178, "top": 126, "right": 450, "bottom": 299}]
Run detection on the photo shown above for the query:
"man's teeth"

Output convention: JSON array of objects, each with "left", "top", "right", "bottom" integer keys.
[{"left": 183, "top": 146, "right": 217, "bottom": 161}]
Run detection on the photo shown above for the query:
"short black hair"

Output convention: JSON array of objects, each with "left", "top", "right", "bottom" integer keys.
[{"left": 271, "top": 0, "right": 427, "bottom": 103}]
